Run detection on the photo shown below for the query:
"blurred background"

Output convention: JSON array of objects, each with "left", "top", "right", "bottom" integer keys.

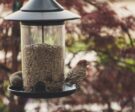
[{"left": 0, "top": 0, "right": 135, "bottom": 112}]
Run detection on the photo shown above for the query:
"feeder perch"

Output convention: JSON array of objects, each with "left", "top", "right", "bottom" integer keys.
[{"left": 5, "top": 0, "right": 80, "bottom": 98}]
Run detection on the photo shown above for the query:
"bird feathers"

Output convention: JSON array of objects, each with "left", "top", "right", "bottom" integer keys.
[{"left": 65, "top": 60, "right": 89, "bottom": 87}]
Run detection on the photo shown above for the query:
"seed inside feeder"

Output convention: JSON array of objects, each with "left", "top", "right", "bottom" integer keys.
[{"left": 22, "top": 43, "right": 64, "bottom": 92}]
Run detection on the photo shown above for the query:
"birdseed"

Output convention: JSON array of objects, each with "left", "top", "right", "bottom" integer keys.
[{"left": 22, "top": 44, "right": 64, "bottom": 92}]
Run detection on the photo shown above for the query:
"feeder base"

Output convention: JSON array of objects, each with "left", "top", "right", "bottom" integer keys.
[{"left": 8, "top": 83, "right": 77, "bottom": 99}]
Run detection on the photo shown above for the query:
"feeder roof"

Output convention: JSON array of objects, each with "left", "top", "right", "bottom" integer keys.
[{"left": 5, "top": 0, "right": 80, "bottom": 21}]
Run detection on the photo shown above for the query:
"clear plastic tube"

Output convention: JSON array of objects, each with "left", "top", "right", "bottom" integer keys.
[{"left": 21, "top": 23, "right": 65, "bottom": 92}]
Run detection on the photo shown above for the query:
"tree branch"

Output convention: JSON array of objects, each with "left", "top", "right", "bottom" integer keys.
[
  {"left": 126, "top": 30, "right": 134, "bottom": 47},
  {"left": 0, "top": 63, "right": 12, "bottom": 73},
  {"left": 66, "top": 52, "right": 79, "bottom": 69}
]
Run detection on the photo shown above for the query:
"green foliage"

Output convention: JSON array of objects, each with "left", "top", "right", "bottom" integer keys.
[
  {"left": 67, "top": 41, "right": 89, "bottom": 53},
  {"left": 0, "top": 100, "right": 9, "bottom": 112},
  {"left": 118, "top": 58, "right": 135, "bottom": 72},
  {"left": 115, "top": 36, "right": 127, "bottom": 49}
]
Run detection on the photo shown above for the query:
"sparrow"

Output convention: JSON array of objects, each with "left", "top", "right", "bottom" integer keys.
[
  {"left": 65, "top": 60, "right": 90, "bottom": 88},
  {"left": 9, "top": 71, "right": 23, "bottom": 89}
]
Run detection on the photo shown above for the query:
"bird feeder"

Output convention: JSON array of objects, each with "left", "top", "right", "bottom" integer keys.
[{"left": 5, "top": 0, "right": 80, "bottom": 98}]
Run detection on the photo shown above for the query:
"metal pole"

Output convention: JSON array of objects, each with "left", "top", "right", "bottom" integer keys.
[{"left": 42, "top": 25, "right": 44, "bottom": 43}]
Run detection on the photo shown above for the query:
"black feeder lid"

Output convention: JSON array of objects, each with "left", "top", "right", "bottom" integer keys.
[
  {"left": 8, "top": 83, "right": 77, "bottom": 99},
  {"left": 5, "top": 0, "right": 80, "bottom": 21}
]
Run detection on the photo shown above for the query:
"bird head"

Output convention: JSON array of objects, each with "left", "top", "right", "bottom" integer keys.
[{"left": 77, "top": 60, "right": 90, "bottom": 67}]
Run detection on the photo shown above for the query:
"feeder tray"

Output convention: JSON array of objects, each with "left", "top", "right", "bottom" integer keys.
[{"left": 8, "top": 83, "right": 77, "bottom": 99}]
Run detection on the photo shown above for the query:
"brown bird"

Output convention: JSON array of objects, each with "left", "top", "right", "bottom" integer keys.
[
  {"left": 9, "top": 71, "right": 23, "bottom": 89},
  {"left": 65, "top": 60, "right": 90, "bottom": 87}
]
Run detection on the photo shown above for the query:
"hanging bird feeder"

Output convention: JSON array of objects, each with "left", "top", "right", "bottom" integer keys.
[{"left": 5, "top": 0, "right": 80, "bottom": 98}]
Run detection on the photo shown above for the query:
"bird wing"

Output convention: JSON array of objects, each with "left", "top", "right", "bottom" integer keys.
[{"left": 65, "top": 66, "right": 86, "bottom": 84}]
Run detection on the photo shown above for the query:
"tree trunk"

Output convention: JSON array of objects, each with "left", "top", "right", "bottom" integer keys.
[{"left": 107, "top": 102, "right": 114, "bottom": 112}]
